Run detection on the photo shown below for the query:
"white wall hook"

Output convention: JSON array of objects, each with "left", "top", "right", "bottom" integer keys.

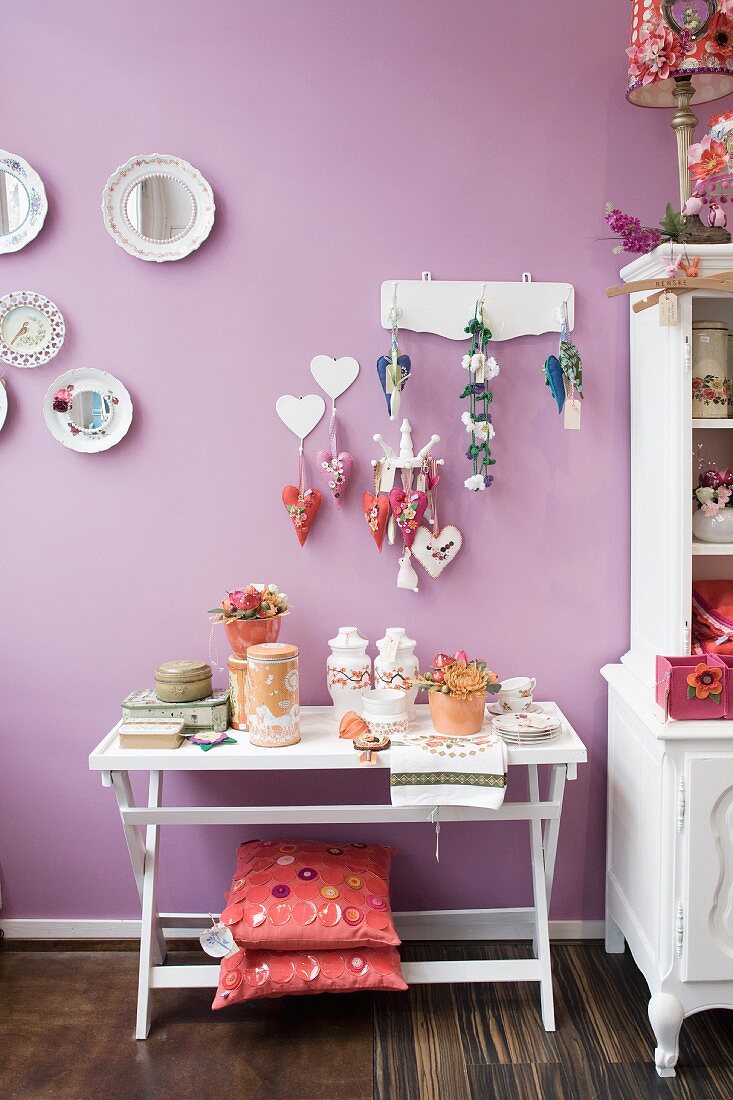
[{"left": 380, "top": 278, "right": 574, "bottom": 341}]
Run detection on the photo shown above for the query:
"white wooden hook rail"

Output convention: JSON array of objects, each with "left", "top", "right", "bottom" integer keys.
[{"left": 380, "top": 275, "right": 575, "bottom": 341}]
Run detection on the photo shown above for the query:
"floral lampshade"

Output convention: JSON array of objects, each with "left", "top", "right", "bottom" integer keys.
[{"left": 627, "top": 1, "right": 733, "bottom": 107}]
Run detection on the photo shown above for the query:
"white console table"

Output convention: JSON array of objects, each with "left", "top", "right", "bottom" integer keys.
[{"left": 89, "top": 703, "right": 586, "bottom": 1039}]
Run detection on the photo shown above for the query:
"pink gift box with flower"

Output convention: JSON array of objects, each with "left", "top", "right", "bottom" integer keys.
[{"left": 655, "top": 654, "right": 728, "bottom": 721}]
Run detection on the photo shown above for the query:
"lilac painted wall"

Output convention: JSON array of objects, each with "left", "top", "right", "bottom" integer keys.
[{"left": 0, "top": 0, "right": 684, "bottom": 921}]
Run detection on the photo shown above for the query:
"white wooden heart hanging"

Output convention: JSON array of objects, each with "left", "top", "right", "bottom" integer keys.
[
  {"left": 275, "top": 394, "right": 326, "bottom": 441},
  {"left": 309, "top": 355, "right": 360, "bottom": 402},
  {"left": 412, "top": 524, "right": 463, "bottom": 578}
]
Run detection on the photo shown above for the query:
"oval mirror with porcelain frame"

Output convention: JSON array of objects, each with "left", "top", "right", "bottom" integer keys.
[
  {"left": 0, "top": 291, "right": 65, "bottom": 368},
  {"left": 102, "top": 154, "right": 215, "bottom": 262},
  {"left": 44, "top": 368, "right": 133, "bottom": 453},
  {"left": 0, "top": 150, "right": 47, "bottom": 253}
]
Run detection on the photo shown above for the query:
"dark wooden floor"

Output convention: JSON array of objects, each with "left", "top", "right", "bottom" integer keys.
[{"left": 2, "top": 941, "right": 733, "bottom": 1100}]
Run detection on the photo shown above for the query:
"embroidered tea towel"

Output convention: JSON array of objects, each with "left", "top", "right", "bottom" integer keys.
[{"left": 389, "top": 729, "right": 507, "bottom": 809}]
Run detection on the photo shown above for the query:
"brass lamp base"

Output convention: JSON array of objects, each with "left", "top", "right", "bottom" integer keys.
[{"left": 678, "top": 213, "right": 732, "bottom": 244}]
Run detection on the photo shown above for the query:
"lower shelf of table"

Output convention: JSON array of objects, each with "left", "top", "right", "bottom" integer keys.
[{"left": 150, "top": 957, "right": 543, "bottom": 989}]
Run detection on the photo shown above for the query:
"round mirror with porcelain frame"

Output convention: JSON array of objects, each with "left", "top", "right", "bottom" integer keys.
[
  {"left": 102, "top": 154, "right": 215, "bottom": 262},
  {"left": 0, "top": 291, "right": 65, "bottom": 368},
  {"left": 0, "top": 150, "right": 47, "bottom": 253},
  {"left": 44, "top": 368, "right": 133, "bottom": 453}
]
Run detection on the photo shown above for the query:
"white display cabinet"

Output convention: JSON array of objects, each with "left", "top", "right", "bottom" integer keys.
[{"left": 604, "top": 245, "right": 733, "bottom": 1078}]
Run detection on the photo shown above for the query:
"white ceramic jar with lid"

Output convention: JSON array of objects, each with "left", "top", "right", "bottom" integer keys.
[
  {"left": 374, "top": 627, "right": 419, "bottom": 718},
  {"left": 326, "top": 626, "right": 371, "bottom": 721}
]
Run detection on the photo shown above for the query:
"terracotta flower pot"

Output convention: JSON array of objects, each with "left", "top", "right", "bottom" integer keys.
[
  {"left": 224, "top": 614, "right": 286, "bottom": 656},
  {"left": 428, "top": 691, "right": 486, "bottom": 735}
]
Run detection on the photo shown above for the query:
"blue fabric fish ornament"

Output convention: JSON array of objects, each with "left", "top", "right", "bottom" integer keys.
[{"left": 543, "top": 354, "right": 565, "bottom": 414}]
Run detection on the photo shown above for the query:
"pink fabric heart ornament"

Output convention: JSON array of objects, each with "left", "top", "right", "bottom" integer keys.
[
  {"left": 316, "top": 449, "right": 353, "bottom": 506},
  {"left": 388, "top": 488, "right": 428, "bottom": 548}
]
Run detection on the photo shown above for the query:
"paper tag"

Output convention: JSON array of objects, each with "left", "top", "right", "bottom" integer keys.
[
  {"left": 200, "top": 922, "right": 238, "bottom": 958},
  {"left": 378, "top": 459, "right": 396, "bottom": 493},
  {"left": 659, "top": 291, "right": 678, "bottom": 327},
  {"left": 382, "top": 632, "right": 400, "bottom": 664},
  {"left": 700, "top": 335, "right": 710, "bottom": 343},
  {"left": 564, "top": 398, "right": 581, "bottom": 430}
]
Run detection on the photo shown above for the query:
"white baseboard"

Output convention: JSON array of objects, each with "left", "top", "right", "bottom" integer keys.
[{"left": 0, "top": 910, "right": 604, "bottom": 942}]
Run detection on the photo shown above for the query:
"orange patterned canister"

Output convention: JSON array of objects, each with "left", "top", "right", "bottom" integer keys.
[
  {"left": 228, "top": 654, "right": 249, "bottom": 731},
  {"left": 246, "top": 643, "right": 300, "bottom": 747}
]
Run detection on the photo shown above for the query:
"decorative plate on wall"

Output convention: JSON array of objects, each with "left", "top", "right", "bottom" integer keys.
[
  {"left": 0, "top": 292, "right": 65, "bottom": 368},
  {"left": 0, "top": 150, "right": 47, "bottom": 254},
  {"left": 43, "top": 368, "right": 133, "bottom": 453},
  {"left": 101, "top": 154, "right": 215, "bottom": 262}
]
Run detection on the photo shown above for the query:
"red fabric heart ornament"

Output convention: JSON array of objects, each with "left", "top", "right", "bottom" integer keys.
[
  {"left": 388, "top": 488, "right": 428, "bottom": 549},
  {"left": 282, "top": 485, "right": 323, "bottom": 546},
  {"left": 362, "top": 492, "right": 390, "bottom": 552},
  {"left": 317, "top": 450, "right": 353, "bottom": 507}
]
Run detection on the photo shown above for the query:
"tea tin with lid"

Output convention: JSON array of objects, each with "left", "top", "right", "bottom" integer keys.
[
  {"left": 246, "top": 643, "right": 300, "bottom": 747},
  {"left": 122, "top": 689, "right": 230, "bottom": 733},
  {"left": 155, "top": 659, "right": 212, "bottom": 703},
  {"left": 692, "top": 321, "right": 731, "bottom": 418},
  {"left": 228, "top": 654, "right": 249, "bottom": 731}
]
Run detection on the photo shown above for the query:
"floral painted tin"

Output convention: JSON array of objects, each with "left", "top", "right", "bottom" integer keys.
[
  {"left": 155, "top": 659, "right": 212, "bottom": 703},
  {"left": 246, "top": 643, "right": 300, "bottom": 747},
  {"left": 228, "top": 654, "right": 249, "bottom": 731}
]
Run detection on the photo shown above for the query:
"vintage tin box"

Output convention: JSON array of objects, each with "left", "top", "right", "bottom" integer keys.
[
  {"left": 246, "top": 643, "right": 300, "bottom": 747},
  {"left": 155, "top": 659, "right": 212, "bottom": 703},
  {"left": 122, "top": 689, "right": 230, "bottom": 732}
]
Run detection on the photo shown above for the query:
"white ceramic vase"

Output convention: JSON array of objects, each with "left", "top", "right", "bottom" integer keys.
[
  {"left": 326, "top": 626, "right": 372, "bottom": 721},
  {"left": 692, "top": 507, "right": 733, "bottom": 543},
  {"left": 374, "top": 627, "right": 419, "bottom": 718},
  {"left": 360, "top": 688, "right": 408, "bottom": 739}
]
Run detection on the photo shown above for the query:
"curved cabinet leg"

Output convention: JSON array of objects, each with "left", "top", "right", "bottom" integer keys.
[{"left": 648, "top": 992, "right": 684, "bottom": 1078}]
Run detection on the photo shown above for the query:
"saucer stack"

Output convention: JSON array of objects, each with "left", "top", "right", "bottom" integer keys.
[{"left": 491, "top": 712, "right": 561, "bottom": 744}]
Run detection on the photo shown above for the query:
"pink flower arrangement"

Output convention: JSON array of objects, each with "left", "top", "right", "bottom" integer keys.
[
  {"left": 694, "top": 470, "right": 733, "bottom": 517},
  {"left": 604, "top": 205, "right": 662, "bottom": 255},
  {"left": 688, "top": 135, "right": 730, "bottom": 181}
]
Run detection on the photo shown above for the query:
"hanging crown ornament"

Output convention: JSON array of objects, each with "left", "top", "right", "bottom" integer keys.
[
  {"left": 310, "top": 355, "right": 359, "bottom": 507},
  {"left": 275, "top": 393, "right": 326, "bottom": 547},
  {"left": 459, "top": 292, "right": 499, "bottom": 492},
  {"left": 376, "top": 283, "right": 411, "bottom": 420}
]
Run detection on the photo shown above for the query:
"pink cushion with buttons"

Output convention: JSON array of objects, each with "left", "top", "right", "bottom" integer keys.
[
  {"left": 212, "top": 945, "right": 407, "bottom": 1008},
  {"left": 220, "top": 839, "right": 400, "bottom": 951}
]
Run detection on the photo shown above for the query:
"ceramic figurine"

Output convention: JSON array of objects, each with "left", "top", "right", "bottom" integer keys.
[
  {"left": 397, "top": 549, "right": 419, "bottom": 592},
  {"left": 374, "top": 628, "right": 419, "bottom": 718},
  {"left": 327, "top": 627, "right": 372, "bottom": 721}
]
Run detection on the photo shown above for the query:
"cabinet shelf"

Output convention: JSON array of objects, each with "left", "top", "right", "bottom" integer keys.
[
  {"left": 692, "top": 539, "right": 733, "bottom": 555},
  {"left": 692, "top": 419, "right": 733, "bottom": 428}
]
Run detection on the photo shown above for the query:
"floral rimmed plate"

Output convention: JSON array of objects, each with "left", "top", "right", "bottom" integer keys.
[
  {"left": 487, "top": 702, "right": 543, "bottom": 716},
  {"left": 43, "top": 368, "right": 133, "bottom": 453},
  {"left": 0, "top": 291, "right": 65, "bottom": 368},
  {"left": 491, "top": 713, "right": 560, "bottom": 743}
]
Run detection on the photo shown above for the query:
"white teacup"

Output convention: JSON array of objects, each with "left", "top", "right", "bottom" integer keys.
[{"left": 497, "top": 676, "right": 536, "bottom": 713}]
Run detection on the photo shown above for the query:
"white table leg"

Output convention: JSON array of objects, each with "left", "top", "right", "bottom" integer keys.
[
  {"left": 542, "top": 764, "right": 566, "bottom": 909},
  {"left": 528, "top": 764, "right": 555, "bottom": 1031},
  {"left": 136, "top": 771, "right": 163, "bottom": 1040},
  {"left": 111, "top": 771, "right": 166, "bottom": 966}
]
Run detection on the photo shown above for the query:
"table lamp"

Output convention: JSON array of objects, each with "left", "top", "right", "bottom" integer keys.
[{"left": 627, "top": 1, "right": 733, "bottom": 242}]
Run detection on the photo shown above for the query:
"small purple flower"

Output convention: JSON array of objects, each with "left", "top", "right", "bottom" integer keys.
[{"left": 483, "top": 474, "right": 494, "bottom": 488}]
